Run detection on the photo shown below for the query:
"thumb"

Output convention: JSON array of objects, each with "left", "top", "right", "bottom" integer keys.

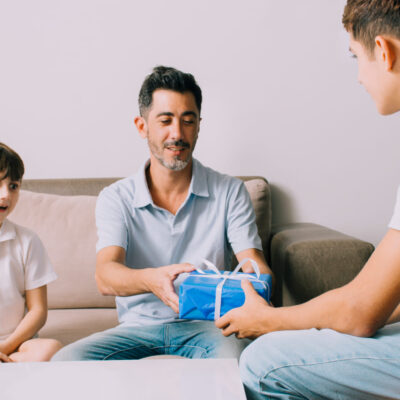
[
  {"left": 241, "top": 279, "right": 257, "bottom": 297},
  {"left": 183, "top": 263, "right": 196, "bottom": 272}
]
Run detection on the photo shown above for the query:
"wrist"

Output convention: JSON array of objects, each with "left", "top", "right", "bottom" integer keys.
[
  {"left": 141, "top": 268, "right": 156, "bottom": 293},
  {"left": 257, "top": 304, "right": 281, "bottom": 335}
]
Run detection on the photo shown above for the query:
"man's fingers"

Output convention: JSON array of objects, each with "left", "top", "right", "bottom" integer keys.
[
  {"left": 169, "top": 301, "right": 179, "bottom": 314},
  {"left": 183, "top": 262, "right": 195, "bottom": 271},
  {"left": 175, "top": 263, "right": 196, "bottom": 274},
  {"left": 169, "top": 292, "right": 179, "bottom": 308},
  {"left": 169, "top": 263, "right": 195, "bottom": 280},
  {"left": 163, "top": 286, "right": 179, "bottom": 313}
]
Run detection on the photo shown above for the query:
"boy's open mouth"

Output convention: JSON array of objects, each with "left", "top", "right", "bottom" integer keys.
[{"left": 0, "top": 206, "right": 8, "bottom": 211}]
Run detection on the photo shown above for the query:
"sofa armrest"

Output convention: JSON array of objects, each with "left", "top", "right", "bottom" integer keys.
[{"left": 269, "top": 223, "right": 375, "bottom": 306}]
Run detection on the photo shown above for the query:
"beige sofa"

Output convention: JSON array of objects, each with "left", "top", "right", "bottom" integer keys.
[{"left": 9, "top": 176, "right": 374, "bottom": 346}]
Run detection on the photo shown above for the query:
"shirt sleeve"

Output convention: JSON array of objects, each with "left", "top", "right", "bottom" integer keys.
[
  {"left": 389, "top": 186, "right": 400, "bottom": 231},
  {"left": 24, "top": 233, "right": 57, "bottom": 291},
  {"left": 96, "top": 186, "right": 129, "bottom": 252},
  {"left": 226, "top": 179, "right": 263, "bottom": 254}
]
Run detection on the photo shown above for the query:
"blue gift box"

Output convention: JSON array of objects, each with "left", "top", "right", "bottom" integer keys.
[{"left": 179, "top": 269, "right": 272, "bottom": 321}]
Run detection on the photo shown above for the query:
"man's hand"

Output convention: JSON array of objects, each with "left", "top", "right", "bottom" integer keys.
[
  {"left": 215, "top": 279, "right": 274, "bottom": 339},
  {"left": 144, "top": 263, "right": 195, "bottom": 313}
]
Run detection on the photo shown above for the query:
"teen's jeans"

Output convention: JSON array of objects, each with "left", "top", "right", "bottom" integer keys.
[
  {"left": 52, "top": 320, "right": 249, "bottom": 361},
  {"left": 240, "top": 322, "right": 400, "bottom": 399}
]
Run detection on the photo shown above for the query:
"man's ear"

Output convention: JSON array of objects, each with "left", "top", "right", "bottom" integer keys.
[
  {"left": 375, "top": 35, "right": 396, "bottom": 71},
  {"left": 134, "top": 116, "right": 148, "bottom": 139}
]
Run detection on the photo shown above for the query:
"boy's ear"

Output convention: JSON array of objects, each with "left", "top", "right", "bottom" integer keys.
[
  {"left": 134, "top": 116, "right": 148, "bottom": 139},
  {"left": 375, "top": 35, "right": 396, "bottom": 71}
]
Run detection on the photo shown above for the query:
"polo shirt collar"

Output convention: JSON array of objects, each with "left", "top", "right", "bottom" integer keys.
[
  {"left": 132, "top": 160, "right": 153, "bottom": 208},
  {"left": 132, "top": 158, "right": 210, "bottom": 209},
  {"left": 190, "top": 158, "right": 209, "bottom": 198},
  {"left": 0, "top": 219, "right": 17, "bottom": 243}
]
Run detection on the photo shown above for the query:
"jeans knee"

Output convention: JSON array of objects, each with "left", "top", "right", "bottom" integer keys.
[
  {"left": 239, "top": 344, "right": 258, "bottom": 387},
  {"left": 51, "top": 342, "right": 91, "bottom": 361},
  {"left": 239, "top": 335, "right": 280, "bottom": 396},
  {"left": 208, "top": 337, "right": 249, "bottom": 360}
]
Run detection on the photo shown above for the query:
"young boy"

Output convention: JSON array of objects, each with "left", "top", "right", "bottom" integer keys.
[
  {"left": 216, "top": 1, "right": 400, "bottom": 398},
  {"left": 0, "top": 143, "right": 61, "bottom": 362}
]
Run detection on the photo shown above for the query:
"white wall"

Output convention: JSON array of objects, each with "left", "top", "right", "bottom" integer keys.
[{"left": 1, "top": 0, "right": 399, "bottom": 246}]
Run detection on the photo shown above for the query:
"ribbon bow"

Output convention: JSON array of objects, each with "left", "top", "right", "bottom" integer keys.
[{"left": 196, "top": 258, "right": 267, "bottom": 320}]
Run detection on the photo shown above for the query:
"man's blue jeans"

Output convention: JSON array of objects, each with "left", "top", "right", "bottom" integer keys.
[
  {"left": 52, "top": 320, "right": 249, "bottom": 361},
  {"left": 240, "top": 322, "right": 400, "bottom": 399}
]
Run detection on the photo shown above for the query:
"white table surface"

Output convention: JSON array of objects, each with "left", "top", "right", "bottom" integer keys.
[{"left": 1, "top": 358, "right": 246, "bottom": 400}]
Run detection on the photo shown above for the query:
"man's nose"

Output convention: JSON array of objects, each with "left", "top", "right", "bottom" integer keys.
[{"left": 170, "top": 120, "right": 184, "bottom": 140}]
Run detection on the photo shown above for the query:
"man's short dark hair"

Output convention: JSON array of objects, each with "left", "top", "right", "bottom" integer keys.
[
  {"left": 343, "top": 0, "right": 400, "bottom": 55},
  {"left": 0, "top": 142, "right": 25, "bottom": 181},
  {"left": 138, "top": 66, "right": 202, "bottom": 117}
]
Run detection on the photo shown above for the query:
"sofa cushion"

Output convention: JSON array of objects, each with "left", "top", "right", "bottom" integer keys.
[
  {"left": 9, "top": 178, "right": 271, "bottom": 311},
  {"left": 39, "top": 308, "right": 119, "bottom": 345},
  {"left": 243, "top": 178, "right": 271, "bottom": 258},
  {"left": 9, "top": 190, "right": 115, "bottom": 309}
]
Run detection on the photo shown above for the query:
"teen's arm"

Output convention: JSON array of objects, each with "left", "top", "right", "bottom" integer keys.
[
  {"left": 95, "top": 246, "right": 194, "bottom": 313},
  {"left": 387, "top": 303, "right": 400, "bottom": 324},
  {"left": 216, "top": 228, "right": 400, "bottom": 338},
  {"left": 0, "top": 286, "right": 47, "bottom": 356}
]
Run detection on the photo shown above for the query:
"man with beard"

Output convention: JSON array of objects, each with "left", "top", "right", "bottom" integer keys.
[{"left": 53, "top": 66, "right": 271, "bottom": 361}]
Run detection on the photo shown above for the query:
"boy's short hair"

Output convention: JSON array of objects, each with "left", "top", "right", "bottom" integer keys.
[
  {"left": 342, "top": 0, "right": 400, "bottom": 55},
  {"left": 138, "top": 66, "right": 202, "bottom": 117},
  {"left": 0, "top": 143, "right": 25, "bottom": 181}
]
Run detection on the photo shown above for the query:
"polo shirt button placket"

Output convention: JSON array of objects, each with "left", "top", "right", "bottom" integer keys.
[{"left": 168, "top": 214, "right": 175, "bottom": 234}]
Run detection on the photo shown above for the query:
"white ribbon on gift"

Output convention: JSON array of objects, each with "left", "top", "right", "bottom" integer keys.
[{"left": 195, "top": 258, "right": 267, "bottom": 320}]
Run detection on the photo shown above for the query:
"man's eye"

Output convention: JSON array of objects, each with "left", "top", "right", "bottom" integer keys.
[
  {"left": 183, "top": 119, "right": 195, "bottom": 125},
  {"left": 160, "top": 119, "right": 171, "bottom": 125}
]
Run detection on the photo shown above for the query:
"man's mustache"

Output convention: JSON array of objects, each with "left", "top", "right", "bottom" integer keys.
[{"left": 163, "top": 140, "right": 190, "bottom": 149}]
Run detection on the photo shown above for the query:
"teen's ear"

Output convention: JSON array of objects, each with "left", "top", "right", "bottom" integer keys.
[
  {"left": 134, "top": 116, "right": 148, "bottom": 139},
  {"left": 375, "top": 35, "right": 396, "bottom": 71}
]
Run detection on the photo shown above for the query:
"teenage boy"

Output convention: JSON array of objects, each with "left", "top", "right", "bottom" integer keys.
[
  {"left": 217, "top": 1, "right": 400, "bottom": 398},
  {"left": 0, "top": 143, "right": 61, "bottom": 362},
  {"left": 53, "top": 66, "right": 272, "bottom": 361}
]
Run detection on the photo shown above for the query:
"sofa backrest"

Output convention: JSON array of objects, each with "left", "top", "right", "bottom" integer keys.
[{"left": 9, "top": 177, "right": 271, "bottom": 309}]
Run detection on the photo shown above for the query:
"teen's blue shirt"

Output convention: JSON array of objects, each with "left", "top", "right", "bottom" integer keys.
[{"left": 95, "top": 158, "right": 262, "bottom": 326}]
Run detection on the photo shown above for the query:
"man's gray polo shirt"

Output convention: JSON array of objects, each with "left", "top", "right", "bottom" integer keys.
[{"left": 95, "top": 158, "right": 262, "bottom": 326}]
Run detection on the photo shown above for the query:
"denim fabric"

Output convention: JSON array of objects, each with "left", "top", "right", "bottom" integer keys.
[
  {"left": 240, "top": 323, "right": 400, "bottom": 399},
  {"left": 52, "top": 320, "right": 250, "bottom": 361}
]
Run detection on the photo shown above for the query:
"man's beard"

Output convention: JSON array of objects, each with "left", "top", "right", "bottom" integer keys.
[{"left": 148, "top": 138, "right": 197, "bottom": 171}]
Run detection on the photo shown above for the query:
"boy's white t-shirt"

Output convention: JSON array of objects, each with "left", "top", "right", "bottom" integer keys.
[
  {"left": 0, "top": 219, "right": 57, "bottom": 340},
  {"left": 389, "top": 186, "right": 400, "bottom": 230}
]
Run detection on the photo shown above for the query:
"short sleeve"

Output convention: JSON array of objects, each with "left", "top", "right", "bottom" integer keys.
[
  {"left": 389, "top": 186, "right": 400, "bottom": 230},
  {"left": 96, "top": 186, "right": 128, "bottom": 252},
  {"left": 24, "top": 233, "right": 57, "bottom": 290},
  {"left": 226, "top": 180, "right": 263, "bottom": 254}
]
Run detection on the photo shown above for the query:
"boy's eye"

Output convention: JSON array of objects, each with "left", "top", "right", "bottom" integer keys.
[{"left": 9, "top": 183, "right": 19, "bottom": 190}]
